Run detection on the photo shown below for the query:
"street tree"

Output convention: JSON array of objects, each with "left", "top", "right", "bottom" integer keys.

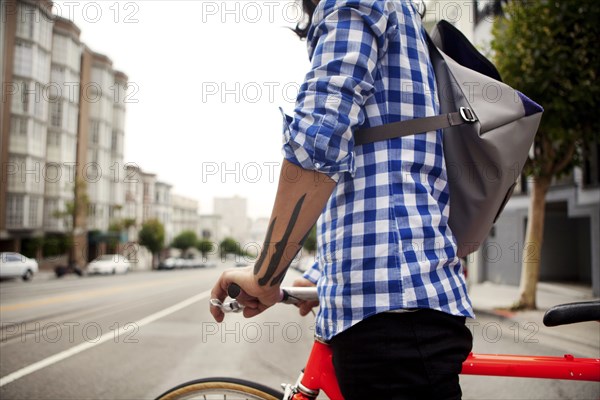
[
  {"left": 492, "top": 0, "right": 600, "bottom": 309},
  {"left": 52, "top": 178, "right": 89, "bottom": 266},
  {"left": 219, "top": 237, "right": 243, "bottom": 257},
  {"left": 171, "top": 230, "right": 198, "bottom": 256},
  {"left": 138, "top": 219, "right": 165, "bottom": 269},
  {"left": 196, "top": 238, "right": 215, "bottom": 258}
]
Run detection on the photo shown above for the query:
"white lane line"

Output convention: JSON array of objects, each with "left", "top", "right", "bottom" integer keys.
[{"left": 0, "top": 290, "right": 211, "bottom": 387}]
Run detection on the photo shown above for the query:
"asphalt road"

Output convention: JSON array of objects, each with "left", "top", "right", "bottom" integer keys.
[{"left": 0, "top": 264, "right": 598, "bottom": 400}]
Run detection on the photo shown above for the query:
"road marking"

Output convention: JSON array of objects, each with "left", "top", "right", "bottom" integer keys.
[
  {"left": 0, "top": 290, "right": 212, "bottom": 387},
  {"left": 0, "top": 278, "right": 185, "bottom": 312}
]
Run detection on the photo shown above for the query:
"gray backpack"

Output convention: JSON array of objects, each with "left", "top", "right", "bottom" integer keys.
[{"left": 355, "top": 20, "right": 543, "bottom": 257}]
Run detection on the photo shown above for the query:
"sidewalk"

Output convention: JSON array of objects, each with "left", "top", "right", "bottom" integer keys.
[{"left": 469, "top": 281, "right": 600, "bottom": 356}]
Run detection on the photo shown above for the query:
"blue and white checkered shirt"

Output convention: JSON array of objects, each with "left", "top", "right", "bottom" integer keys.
[{"left": 280, "top": 0, "right": 474, "bottom": 340}]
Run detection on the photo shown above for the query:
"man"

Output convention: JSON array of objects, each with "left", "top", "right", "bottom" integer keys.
[{"left": 210, "top": 1, "right": 474, "bottom": 398}]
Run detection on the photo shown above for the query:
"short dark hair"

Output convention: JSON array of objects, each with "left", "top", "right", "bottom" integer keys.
[{"left": 292, "top": 0, "right": 317, "bottom": 39}]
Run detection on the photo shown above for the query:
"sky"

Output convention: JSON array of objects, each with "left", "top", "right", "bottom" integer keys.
[{"left": 52, "top": 0, "right": 312, "bottom": 219}]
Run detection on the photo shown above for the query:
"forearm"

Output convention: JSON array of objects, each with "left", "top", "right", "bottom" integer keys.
[{"left": 253, "top": 160, "right": 336, "bottom": 289}]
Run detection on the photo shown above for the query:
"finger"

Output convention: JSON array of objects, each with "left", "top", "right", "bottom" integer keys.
[
  {"left": 209, "top": 297, "right": 224, "bottom": 322},
  {"left": 210, "top": 273, "right": 230, "bottom": 322},
  {"left": 292, "top": 278, "right": 314, "bottom": 288},
  {"left": 243, "top": 305, "right": 265, "bottom": 318},
  {"left": 210, "top": 306, "right": 224, "bottom": 322},
  {"left": 211, "top": 273, "right": 229, "bottom": 303},
  {"left": 299, "top": 303, "right": 312, "bottom": 316},
  {"left": 299, "top": 301, "right": 319, "bottom": 317}
]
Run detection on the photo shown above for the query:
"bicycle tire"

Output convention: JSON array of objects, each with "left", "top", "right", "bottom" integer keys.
[{"left": 155, "top": 377, "right": 284, "bottom": 400}]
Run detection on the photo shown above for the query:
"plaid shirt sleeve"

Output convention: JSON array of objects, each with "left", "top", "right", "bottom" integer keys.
[
  {"left": 302, "top": 261, "right": 322, "bottom": 284},
  {"left": 281, "top": 1, "right": 390, "bottom": 182}
]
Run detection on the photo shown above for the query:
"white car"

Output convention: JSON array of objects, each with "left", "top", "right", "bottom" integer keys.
[
  {"left": 158, "top": 257, "right": 182, "bottom": 270},
  {"left": 0, "top": 252, "right": 38, "bottom": 281},
  {"left": 87, "top": 254, "right": 131, "bottom": 275}
]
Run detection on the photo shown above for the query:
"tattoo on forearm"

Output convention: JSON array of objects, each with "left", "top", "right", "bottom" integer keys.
[
  {"left": 298, "top": 226, "right": 313, "bottom": 247},
  {"left": 254, "top": 217, "right": 276, "bottom": 276},
  {"left": 269, "top": 226, "right": 315, "bottom": 286},
  {"left": 256, "top": 194, "right": 307, "bottom": 287}
]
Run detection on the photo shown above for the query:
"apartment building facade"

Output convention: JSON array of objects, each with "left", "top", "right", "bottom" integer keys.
[
  {"left": 85, "top": 52, "right": 127, "bottom": 233},
  {"left": 171, "top": 194, "right": 199, "bottom": 241},
  {"left": 213, "top": 196, "right": 250, "bottom": 245},
  {"left": 0, "top": 0, "right": 129, "bottom": 267},
  {"left": 122, "top": 164, "right": 206, "bottom": 251},
  {"left": 44, "top": 16, "right": 80, "bottom": 234},
  {"left": 2, "top": 0, "right": 53, "bottom": 243},
  {"left": 1, "top": 1, "right": 209, "bottom": 267}
]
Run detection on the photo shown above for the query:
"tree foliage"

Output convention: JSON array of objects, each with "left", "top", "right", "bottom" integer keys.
[
  {"left": 171, "top": 230, "right": 198, "bottom": 252},
  {"left": 491, "top": 0, "right": 600, "bottom": 309},
  {"left": 196, "top": 238, "right": 215, "bottom": 257},
  {"left": 219, "top": 237, "right": 244, "bottom": 256},
  {"left": 492, "top": 0, "right": 600, "bottom": 179},
  {"left": 138, "top": 219, "right": 165, "bottom": 255},
  {"left": 50, "top": 178, "right": 90, "bottom": 264}
]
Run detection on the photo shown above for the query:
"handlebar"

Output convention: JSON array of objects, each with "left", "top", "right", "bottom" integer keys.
[{"left": 211, "top": 283, "right": 318, "bottom": 313}]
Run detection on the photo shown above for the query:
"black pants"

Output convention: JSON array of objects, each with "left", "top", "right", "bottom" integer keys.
[{"left": 330, "top": 309, "right": 473, "bottom": 400}]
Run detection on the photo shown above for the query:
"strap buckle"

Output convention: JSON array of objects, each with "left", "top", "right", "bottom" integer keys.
[{"left": 459, "top": 107, "right": 477, "bottom": 122}]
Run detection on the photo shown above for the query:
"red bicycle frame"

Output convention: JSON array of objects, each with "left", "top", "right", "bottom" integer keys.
[
  {"left": 219, "top": 286, "right": 600, "bottom": 399},
  {"left": 292, "top": 340, "right": 344, "bottom": 400},
  {"left": 288, "top": 338, "right": 600, "bottom": 400}
]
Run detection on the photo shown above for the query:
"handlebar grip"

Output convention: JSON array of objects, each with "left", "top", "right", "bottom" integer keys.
[
  {"left": 228, "top": 283, "right": 286, "bottom": 303},
  {"left": 228, "top": 283, "right": 242, "bottom": 299}
]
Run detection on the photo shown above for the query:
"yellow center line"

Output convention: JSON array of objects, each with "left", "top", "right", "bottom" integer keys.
[{"left": 0, "top": 277, "right": 191, "bottom": 312}]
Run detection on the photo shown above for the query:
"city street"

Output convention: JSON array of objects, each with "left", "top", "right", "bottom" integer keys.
[{"left": 0, "top": 265, "right": 598, "bottom": 400}]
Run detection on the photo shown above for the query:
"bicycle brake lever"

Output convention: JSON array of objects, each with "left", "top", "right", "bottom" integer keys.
[{"left": 209, "top": 298, "right": 245, "bottom": 313}]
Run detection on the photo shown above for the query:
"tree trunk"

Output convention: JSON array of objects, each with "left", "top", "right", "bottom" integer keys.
[
  {"left": 515, "top": 176, "right": 551, "bottom": 310},
  {"left": 68, "top": 231, "right": 76, "bottom": 267}
]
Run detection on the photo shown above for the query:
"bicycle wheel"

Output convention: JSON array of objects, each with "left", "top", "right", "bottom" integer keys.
[{"left": 155, "top": 377, "right": 284, "bottom": 400}]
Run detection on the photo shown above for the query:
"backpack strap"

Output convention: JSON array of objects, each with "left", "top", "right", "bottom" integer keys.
[{"left": 354, "top": 107, "right": 477, "bottom": 145}]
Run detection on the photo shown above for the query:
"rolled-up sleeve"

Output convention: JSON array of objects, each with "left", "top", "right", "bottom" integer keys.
[
  {"left": 302, "top": 261, "right": 322, "bottom": 284},
  {"left": 281, "top": 1, "right": 389, "bottom": 182}
]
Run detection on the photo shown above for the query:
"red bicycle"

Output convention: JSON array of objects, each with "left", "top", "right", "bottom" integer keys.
[{"left": 156, "top": 287, "right": 600, "bottom": 400}]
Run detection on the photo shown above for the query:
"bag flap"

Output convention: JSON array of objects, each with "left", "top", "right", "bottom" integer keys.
[
  {"left": 431, "top": 20, "right": 502, "bottom": 82},
  {"left": 429, "top": 20, "right": 542, "bottom": 132},
  {"left": 440, "top": 51, "right": 527, "bottom": 133}
]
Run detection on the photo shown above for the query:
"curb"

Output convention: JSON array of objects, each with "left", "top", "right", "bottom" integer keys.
[{"left": 472, "top": 307, "right": 517, "bottom": 320}]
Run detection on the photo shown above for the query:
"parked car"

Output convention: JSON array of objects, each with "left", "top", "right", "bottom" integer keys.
[
  {"left": 87, "top": 254, "right": 130, "bottom": 275},
  {"left": 185, "top": 258, "right": 208, "bottom": 268},
  {"left": 159, "top": 257, "right": 207, "bottom": 269},
  {"left": 0, "top": 252, "right": 38, "bottom": 281},
  {"left": 158, "top": 257, "right": 182, "bottom": 270}
]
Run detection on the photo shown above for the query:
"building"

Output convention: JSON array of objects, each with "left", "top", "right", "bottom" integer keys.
[
  {"left": 426, "top": 0, "right": 600, "bottom": 296},
  {"left": 248, "top": 217, "right": 270, "bottom": 257},
  {"left": 248, "top": 217, "right": 269, "bottom": 245},
  {"left": 171, "top": 194, "right": 200, "bottom": 242},
  {"left": 1, "top": 0, "right": 54, "bottom": 248},
  {"left": 85, "top": 51, "right": 127, "bottom": 232},
  {"left": 154, "top": 181, "right": 173, "bottom": 244},
  {"left": 0, "top": 0, "right": 129, "bottom": 267},
  {"left": 122, "top": 165, "right": 200, "bottom": 249},
  {"left": 43, "top": 16, "right": 80, "bottom": 234},
  {"left": 141, "top": 170, "right": 157, "bottom": 223},
  {"left": 198, "top": 213, "right": 222, "bottom": 246},
  {"left": 123, "top": 164, "right": 144, "bottom": 240},
  {"left": 213, "top": 196, "right": 250, "bottom": 245}
]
